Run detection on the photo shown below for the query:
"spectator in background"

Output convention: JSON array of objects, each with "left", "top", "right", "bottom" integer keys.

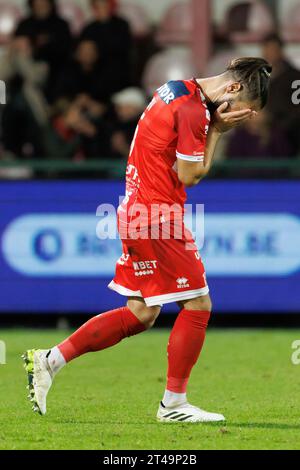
[
  {"left": 109, "top": 87, "right": 146, "bottom": 159},
  {"left": 225, "top": 109, "right": 292, "bottom": 177},
  {"left": 14, "top": 0, "right": 72, "bottom": 102},
  {"left": 0, "top": 36, "right": 49, "bottom": 159},
  {"left": 45, "top": 94, "right": 111, "bottom": 161},
  {"left": 81, "top": 0, "right": 132, "bottom": 90},
  {"left": 55, "top": 39, "right": 122, "bottom": 104},
  {"left": 262, "top": 34, "right": 300, "bottom": 156},
  {"left": 45, "top": 98, "right": 96, "bottom": 161}
]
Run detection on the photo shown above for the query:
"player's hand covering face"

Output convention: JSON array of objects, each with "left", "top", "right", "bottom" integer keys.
[{"left": 212, "top": 102, "right": 257, "bottom": 133}]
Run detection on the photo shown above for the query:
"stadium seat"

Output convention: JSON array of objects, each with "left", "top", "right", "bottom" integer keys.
[
  {"left": 142, "top": 47, "right": 198, "bottom": 96},
  {"left": 58, "top": 0, "right": 86, "bottom": 36},
  {"left": 0, "top": 2, "right": 23, "bottom": 45},
  {"left": 282, "top": 2, "right": 300, "bottom": 42},
  {"left": 223, "top": 1, "right": 275, "bottom": 43},
  {"left": 117, "top": 1, "right": 151, "bottom": 37},
  {"left": 156, "top": 1, "right": 193, "bottom": 46}
]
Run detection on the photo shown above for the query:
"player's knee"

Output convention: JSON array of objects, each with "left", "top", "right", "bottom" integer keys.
[
  {"left": 127, "top": 299, "right": 161, "bottom": 329},
  {"left": 182, "top": 295, "right": 212, "bottom": 312},
  {"left": 144, "top": 312, "right": 159, "bottom": 329},
  {"left": 135, "top": 306, "right": 160, "bottom": 329}
]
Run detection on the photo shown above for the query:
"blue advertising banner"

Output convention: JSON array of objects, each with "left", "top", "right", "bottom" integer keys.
[{"left": 0, "top": 180, "right": 299, "bottom": 313}]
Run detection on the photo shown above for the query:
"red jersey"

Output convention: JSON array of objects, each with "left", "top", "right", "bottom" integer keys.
[
  {"left": 119, "top": 79, "right": 211, "bottom": 228},
  {"left": 111, "top": 79, "right": 211, "bottom": 303}
]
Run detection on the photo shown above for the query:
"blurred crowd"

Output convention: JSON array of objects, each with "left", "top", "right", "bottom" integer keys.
[
  {"left": 222, "top": 33, "right": 300, "bottom": 177},
  {"left": 0, "top": 0, "right": 149, "bottom": 173},
  {"left": 0, "top": 0, "right": 299, "bottom": 179}
]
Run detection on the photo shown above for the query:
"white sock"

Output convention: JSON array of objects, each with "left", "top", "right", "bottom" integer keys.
[
  {"left": 162, "top": 390, "right": 187, "bottom": 408},
  {"left": 46, "top": 346, "right": 66, "bottom": 376}
]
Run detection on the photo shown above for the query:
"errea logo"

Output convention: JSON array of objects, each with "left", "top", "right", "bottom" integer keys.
[{"left": 177, "top": 277, "right": 190, "bottom": 289}]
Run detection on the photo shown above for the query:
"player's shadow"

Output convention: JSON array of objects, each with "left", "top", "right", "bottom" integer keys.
[{"left": 228, "top": 422, "right": 300, "bottom": 431}]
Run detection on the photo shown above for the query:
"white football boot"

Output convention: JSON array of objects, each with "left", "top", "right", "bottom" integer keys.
[
  {"left": 157, "top": 402, "right": 226, "bottom": 423},
  {"left": 22, "top": 349, "right": 53, "bottom": 416}
]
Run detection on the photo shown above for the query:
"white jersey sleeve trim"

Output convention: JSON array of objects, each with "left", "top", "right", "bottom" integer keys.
[{"left": 176, "top": 151, "right": 204, "bottom": 162}]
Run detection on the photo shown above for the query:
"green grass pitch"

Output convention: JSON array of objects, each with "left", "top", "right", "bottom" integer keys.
[{"left": 0, "top": 328, "right": 300, "bottom": 450}]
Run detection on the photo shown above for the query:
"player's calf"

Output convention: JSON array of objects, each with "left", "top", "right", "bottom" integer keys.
[
  {"left": 161, "top": 295, "right": 212, "bottom": 411},
  {"left": 23, "top": 305, "right": 151, "bottom": 415},
  {"left": 157, "top": 297, "right": 225, "bottom": 423}
]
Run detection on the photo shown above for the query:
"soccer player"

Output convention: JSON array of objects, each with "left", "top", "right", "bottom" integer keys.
[{"left": 23, "top": 58, "right": 272, "bottom": 422}]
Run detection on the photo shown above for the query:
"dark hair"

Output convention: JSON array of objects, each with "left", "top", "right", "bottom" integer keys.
[
  {"left": 90, "top": 0, "right": 118, "bottom": 14},
  {"left": 226, "top": 57, "right": 272, "bottom": 109},
  {"left": 27, "top": 0, "right": 57, "bottom": 14},
  {"left": 262, "top": 33, "right": 284, "bottom": 48}
]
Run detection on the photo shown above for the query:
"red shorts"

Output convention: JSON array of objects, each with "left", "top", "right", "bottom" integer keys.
[{"left": 108, "top": 224, "right": 209, "bottom": 307}]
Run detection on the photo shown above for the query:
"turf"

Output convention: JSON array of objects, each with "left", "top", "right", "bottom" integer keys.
[{"left": 0, "top": 328, "right": 300, "bottom": 450}]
